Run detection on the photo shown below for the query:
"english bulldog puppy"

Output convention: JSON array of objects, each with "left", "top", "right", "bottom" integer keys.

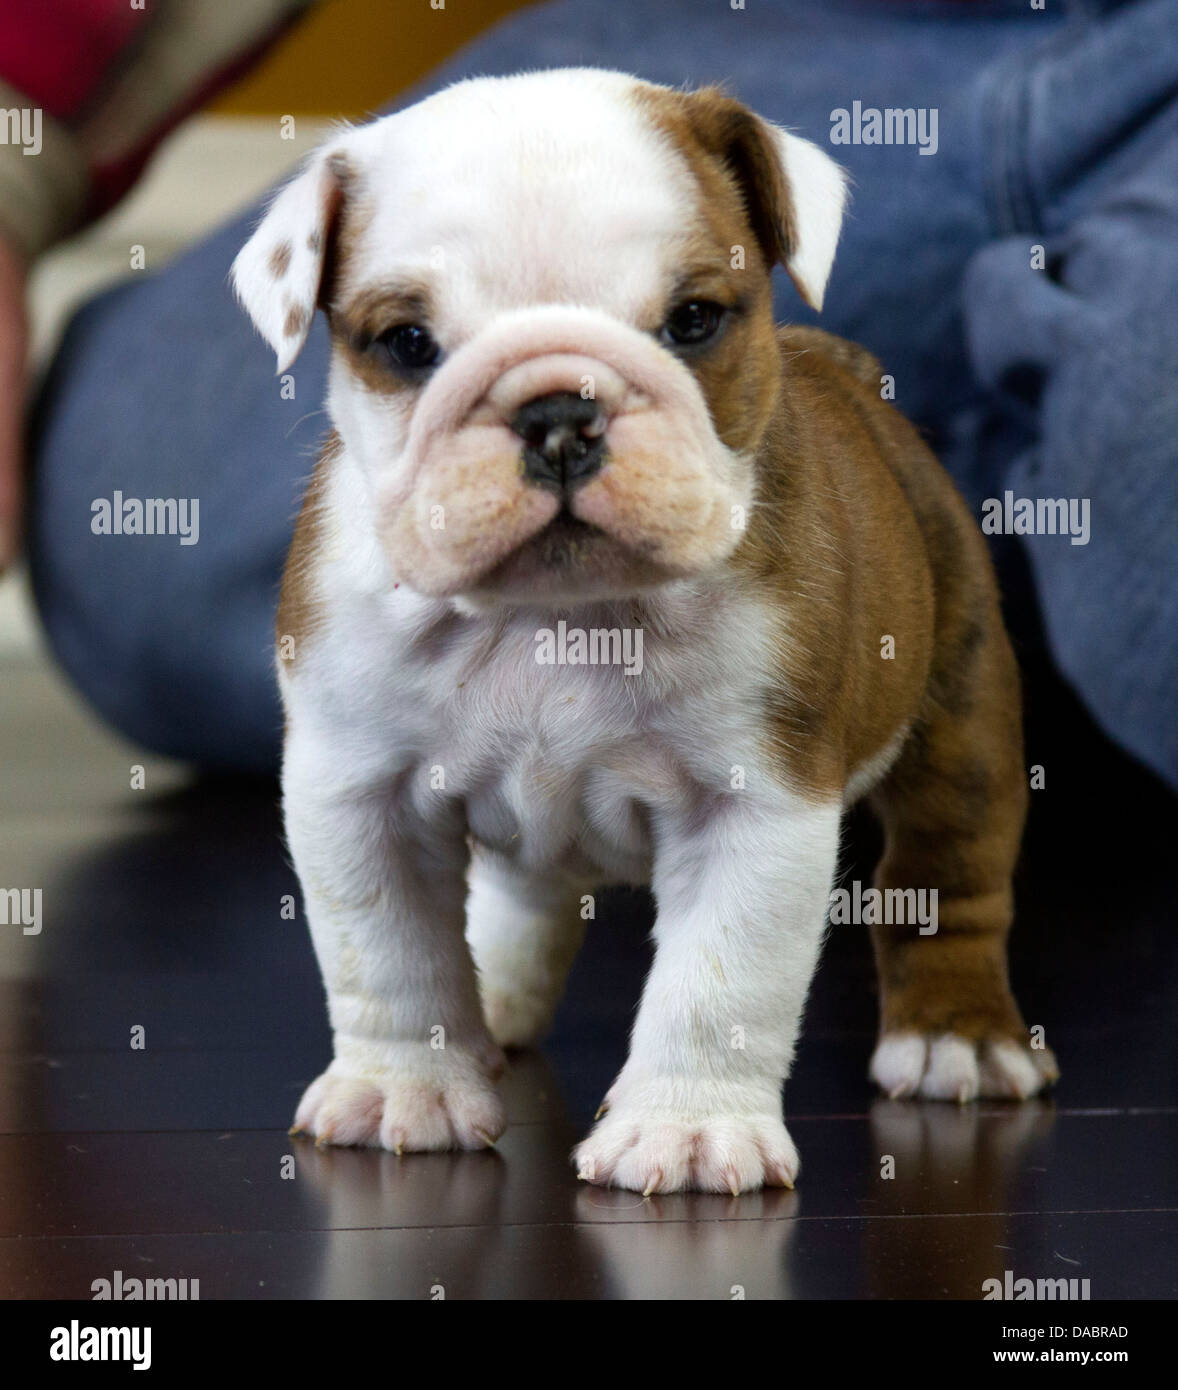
[{"left": 232, "top": 68, "right": 1057, "bottom": 1195}]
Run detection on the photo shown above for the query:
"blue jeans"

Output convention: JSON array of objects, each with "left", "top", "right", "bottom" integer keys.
[{"left": 29, "top": 0, "right": 1178, "bottom": 785}]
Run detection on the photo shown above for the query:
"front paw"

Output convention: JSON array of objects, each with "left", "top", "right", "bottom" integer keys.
[
  {"left": 292, "top": 1044, "right": 506, "bottom": 1152},
  {"left": 870, "top": 1030, "right": 1059, "bottom": 1102},
  {"left": 573, "top": 1090, "right": 799, "bottom": 1195}
]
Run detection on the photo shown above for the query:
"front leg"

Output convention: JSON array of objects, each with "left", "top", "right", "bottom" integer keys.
[
  {"left": 574, "top": 789, "right": 841, "bottom": 1194},
  {"left": 284, "top": 735, "right": 505, "bottom": 1152}
]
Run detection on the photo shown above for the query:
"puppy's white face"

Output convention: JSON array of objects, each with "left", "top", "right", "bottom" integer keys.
[{"left": 233, "top": 69, "right": 846, "bottom": 603}]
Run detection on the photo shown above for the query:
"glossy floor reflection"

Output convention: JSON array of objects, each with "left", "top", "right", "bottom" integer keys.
[{"left": 1, "top": 637, "right": 1175, "bottom": 1300}]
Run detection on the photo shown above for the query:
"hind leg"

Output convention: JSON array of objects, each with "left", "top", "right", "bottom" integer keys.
[
  {"left": 466, "top": 847, "right": 591, "bottom": 1049},
  {"left": 867, "top": 634, "right": 1059, "bottom": 1102}
]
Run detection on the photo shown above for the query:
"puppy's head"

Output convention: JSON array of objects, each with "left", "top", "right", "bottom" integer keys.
[{"left": 233, "top": 69, "right": 846, "bottom": 603}]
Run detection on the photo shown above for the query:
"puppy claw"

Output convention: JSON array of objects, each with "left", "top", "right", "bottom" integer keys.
[
  {"left": 575, "top": 1106, "right": 799, "bottom": 1195},
  {"left": 768, "top": 1163, "right": 795, "bottom": 1191},
  {"left": 294, "top": 1055, "right": 505, "bottom": 1153}
]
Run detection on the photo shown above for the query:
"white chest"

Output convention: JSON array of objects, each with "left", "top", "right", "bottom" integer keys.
[
  {"left": 297, "top": 581, "right": 786, "bottom": 886},
  {"left": 417, "top": 612, "right": 732, "bottom": 883}
]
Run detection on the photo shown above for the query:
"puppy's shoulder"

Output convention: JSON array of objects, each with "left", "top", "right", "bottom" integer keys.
[
  {"left": 774, "top": 322, "right": 966, "bottom": 542},
  {"left": 276, "top": 430, "right": 343, "bottom": 655},
  {"left": 776, "top": 325, "right": 883, "bottom": 391}
]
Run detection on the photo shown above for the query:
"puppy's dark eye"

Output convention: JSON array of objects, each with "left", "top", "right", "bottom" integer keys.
[
  {"left": 375, "top": 323, "right": 441, "bottom": 372},
  {"left": 661, "top": 300, "right": 727, "bottom": 348}
]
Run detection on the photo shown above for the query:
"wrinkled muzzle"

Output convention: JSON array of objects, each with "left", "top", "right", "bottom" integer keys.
[{"left": 375, "top": 305, "right": 750, "bottom": 598}]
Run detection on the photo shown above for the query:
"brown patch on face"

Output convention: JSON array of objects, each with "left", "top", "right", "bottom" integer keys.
[
  {"left": 313, "top": 154, "right": 423, "bottom": 401},
  {"left": 632, "top": 83, "right": 798, "bottom": 280},
  {"left": 629, "top": 83, "right": 788, "bottom": 458},
  {"left": 268, "top": 240, "right": 293, "bottom": 278},
  {"left": 331, "top": 279, "right": 435, "bottom": 396},
  {"left": 276, "top": 430, "right": 341, "bottom": 667},
  {"left": 679, "top": 288, "right": 780, "bottom": 455}
]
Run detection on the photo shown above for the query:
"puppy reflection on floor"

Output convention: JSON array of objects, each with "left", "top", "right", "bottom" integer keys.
[{"left": 864, "top": 1099, "right": 1057, "bottom": 1299}]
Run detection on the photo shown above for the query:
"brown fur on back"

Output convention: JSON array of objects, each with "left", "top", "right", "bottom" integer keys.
[{"left": 733, "top": 324, "right": 1016, "bottom": 802}]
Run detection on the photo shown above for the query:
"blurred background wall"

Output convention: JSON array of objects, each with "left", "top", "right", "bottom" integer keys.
[{"left": 211, "top": 0, "right": 531, "bottom": 116}]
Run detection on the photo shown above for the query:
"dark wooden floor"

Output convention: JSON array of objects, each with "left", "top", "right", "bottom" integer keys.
[{"left": 1, "top": 640, "right": 1175, "bottom": 1300}]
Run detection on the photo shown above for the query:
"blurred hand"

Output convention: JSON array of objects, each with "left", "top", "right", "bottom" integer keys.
[{"left": 0, "top": 234, "right": 29, "bottom": 570}]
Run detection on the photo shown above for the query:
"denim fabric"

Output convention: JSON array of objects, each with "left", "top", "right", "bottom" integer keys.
[{"left": 28, "top": 0, "right": 1178, "bottom": 782}]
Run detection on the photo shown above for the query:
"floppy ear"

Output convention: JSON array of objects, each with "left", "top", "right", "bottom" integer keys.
[
  {"left": 681, "top": 88, "right": 849, "bottom": 312},
  {"left": 231, "top": 147, "right": 351, "bottom": 373},
  {"left": 766, "top": 125, "right": 849, "bottom": 312}
]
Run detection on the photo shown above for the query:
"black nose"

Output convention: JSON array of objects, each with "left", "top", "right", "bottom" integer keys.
[{"left": 510, "top": 391, "right": 606, "bottom": 490}]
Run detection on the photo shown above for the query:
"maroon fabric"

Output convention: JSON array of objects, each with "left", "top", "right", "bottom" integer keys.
[
  {"left": 0, "top": 1, "right": 311, "bottom": 238},
  {"left": 0, "top": 0, "right": 142, "bottom": 120},
  {"left": 85, "top": 26, "right": 298, "bottom": 217}
]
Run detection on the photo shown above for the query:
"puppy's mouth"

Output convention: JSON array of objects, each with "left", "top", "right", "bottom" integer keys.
[
  {"left": 477, "top": 505, "right": 610, "bottom": 592},
  {"left": 532, "top": 506, "right": 600, "bottom": 559}
]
